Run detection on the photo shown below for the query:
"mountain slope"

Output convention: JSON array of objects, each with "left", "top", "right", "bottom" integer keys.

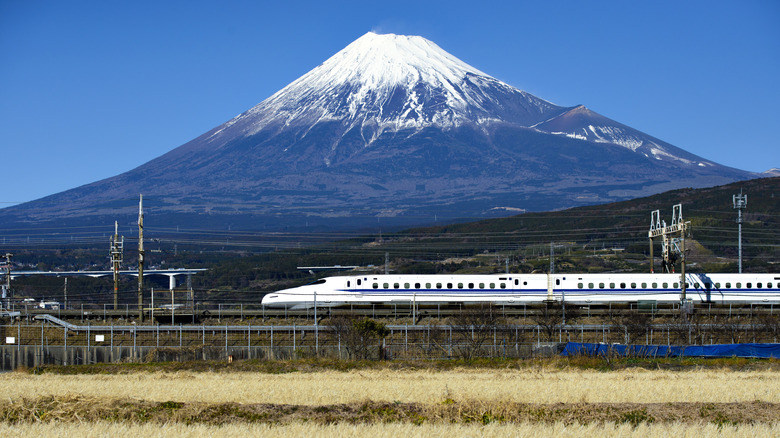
[{"left": 0, "top": 32, "right": 756, "bottom": 233}]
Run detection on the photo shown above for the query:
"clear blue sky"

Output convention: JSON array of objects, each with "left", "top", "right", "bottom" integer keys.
[{"left": 2, "top": 0, "right": 778, "bottom": 207}]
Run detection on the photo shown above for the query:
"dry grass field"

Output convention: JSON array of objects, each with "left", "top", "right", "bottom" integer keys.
[
  {"left": 0, "top": 421, "right": 778, "bottom": 438},
  {"left": 1, "top": 363, "right": 778, "bottom": 436},
  {"left": 1, "top": 368, "right": 777, "bottom": 404}
]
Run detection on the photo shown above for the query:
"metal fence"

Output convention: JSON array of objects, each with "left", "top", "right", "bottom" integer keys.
[{"left": 1, "top": 318, "right": 778, "bottom": 370}]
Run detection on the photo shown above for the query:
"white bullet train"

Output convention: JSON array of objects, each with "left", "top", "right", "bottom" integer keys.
[{"left": 261, "top": 272, "right": 780, "bottom": 309}]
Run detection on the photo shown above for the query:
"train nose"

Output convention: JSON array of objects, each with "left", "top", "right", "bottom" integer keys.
[{"left": 261, "top": 294, "right": 283, "bottom": 307}]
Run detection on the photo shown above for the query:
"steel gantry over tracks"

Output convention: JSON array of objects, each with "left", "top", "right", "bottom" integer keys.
[
  {"left": 648, "top": 204, "right": 691, "bottom": 306},
  {"left": 9, "top": 268, "right": 207, "bottom": 290}
]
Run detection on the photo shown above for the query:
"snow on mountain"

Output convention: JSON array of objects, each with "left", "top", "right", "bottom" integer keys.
[
  {"left": 201, "top": 32, "right": 708, "bottom": 169},
  {"left": 208, "top": 32, "right": 566, "bottom": 147}
]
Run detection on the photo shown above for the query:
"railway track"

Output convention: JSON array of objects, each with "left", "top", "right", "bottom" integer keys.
[{"left": 10, "top": 301, "right": 779, "bottom": 323}]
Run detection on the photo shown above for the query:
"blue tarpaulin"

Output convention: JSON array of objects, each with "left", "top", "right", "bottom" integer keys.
[{"left": 561, "top": 342, "right": 780, "bottom": 358}]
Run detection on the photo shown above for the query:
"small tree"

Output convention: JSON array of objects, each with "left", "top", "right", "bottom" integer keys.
[
  {"left": 610, "top": 310, "right": 651, "bottom": 344},
  {"left": 663, "top": 314, "right": 692, "bottom": 346},
  {"left": 716, "top": 315, "right": 746, "bottom": 344},
  {"left": 449, "top": 304, "right": 501, "bottom": 359},
  {"left": 330, "top": 315, "right": 389, "bottom": 360},
  {"left": 759, "top": 314, "right": 780, "bottom": 343},
  {"left": 533, "top": 303, "right": 579, "bottom": 342}
]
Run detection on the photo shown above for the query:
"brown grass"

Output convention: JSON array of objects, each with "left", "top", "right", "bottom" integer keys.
[
  {"left": 0, "top": 421, "right": 778, "bottom": 438},
  {"left": 3, "top": 368, "right": 778, "bottom": 404},
  {"left": 0, "top": 395, "right": 777, "bottom": 427},
  {"left": 2, "top": 364, "right": 778, "bottom": 434}
]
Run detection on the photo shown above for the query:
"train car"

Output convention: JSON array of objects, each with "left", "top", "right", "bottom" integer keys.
[{"left": 261, "top": 272, "right": 780, "bottom": 309}]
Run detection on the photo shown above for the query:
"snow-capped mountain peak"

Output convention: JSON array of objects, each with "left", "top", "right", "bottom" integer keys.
[
  {"left": 212, "top": 32, "right": 563, "bottom": 144},
  {"left": 311, "top": 32, "right": 490, "bottom": 89}
]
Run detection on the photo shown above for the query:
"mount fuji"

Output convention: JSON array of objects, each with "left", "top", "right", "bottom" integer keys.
[{"left": 1, "top": 32, "right": 755, "bottom": 232}]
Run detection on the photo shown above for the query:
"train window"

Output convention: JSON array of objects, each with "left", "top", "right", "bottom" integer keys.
[
  {"left": 347, "top": 281, "right": 350, "bottom": 287},
  {"left": 447, "top": 283, "right": 453, "bottom": 289},
  {"left": 578, "top": 283, "right": 583, "bottom": 289},
  {"left": 358, "top": 279, "right": 362, "bottom": 285},
  {"left": 425, "top": 283, "right": 431, "bottom": 288},
  {"left": 515, "top": 279, "right": 519, "bottom": 285},
  {"left": 373, "top": 283, "right": 379, "bottom": 289},
  {"left": 715, "top": 283, "right": 720, "bottom": 288},
  {"left": 652, "top": 282, "right": 657, "bottom": 288},
  {"left": 673, "top": 282, "right": 679, "bottom": 288},
  {"left": 736, "top": 282, "right": 742, "bottom": 288},
  {"left": 757, "top": 283, "right": 762, "bottom": 288},
  {"left": 630, "top": 283, "right": 636, "bottom": 288},
  {"left": 479, "top": 283, "right": 485, "bottom": 289},
  {"left": 404, "top": 283, "right": 410, "bottom": 289},
  {"left": 726, "top": 282, "right": 731, "bottom": 288},
  {"left": 746, "top": 283, "right": 752, "bottom": 289},
  {"left": 704, "top": 283, "right": 711, "bottom": 289},
  {"left": 500, "top": 283, "right": 506, "bottom": 289},
  {"left": 588, "top": 283, "right": 594, "bottom": 288},
  {"left": 620, "top": 283, "right": 626, "bottom": 289},
  {"left": 414, "top": 283, "right": 420, "bottom": 288},
  {"left": 468, "top": 283, "right": 474, "bottom": 289},
  {"left": 599, "top": 283, "right": 605, "bottom": 289},
  {"left": 436, "top": 283, "right": 442, "bottom": 289},
  {"left": 312, "top": 279, "right": 327, "bottom": 285},
  {"left": 609, "top": 283, "right": 615, "bottom": 289},
  {"left": 555, "top": 279, "right": 561, "bottom": 286},
  {"left": 490, "top": 283, "right": 496, "bottom": 289},
  {"left": 383, "top": 283, "right": 389, "bottom": 289},
  {"left": 767, "top": 282, "right": 772, "bottom": 288},
  {"left": 642, "top": 282, "right": 647, "bottom": 288},
  {"left": 458, "top": 283, "right": 464, "bottom": 289},
  {"left": 394, "top": 283, "right": 400, "bottom": 289},
  {"left": 662, "top": 283, "right": 668, "bottom": 288}
]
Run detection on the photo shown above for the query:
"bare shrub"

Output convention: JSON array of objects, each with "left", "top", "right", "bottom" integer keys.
[
  {"left": 759, "top": 314, "right": 780, "bottom": 343},
  {"left": 717, "top": 316, "right": 747, "bottom": 344},
  {"left": 533, "top": 303, "right": 579, "bottom": 342},
  {"left": 328, "top": 315, "right": 389, "bottom": 360},
  {"left": 609, "top": 310, "right": 651, "bottom": 344},
  {"left": 449, "top": 304, "right": 502, "bottom": 359}
]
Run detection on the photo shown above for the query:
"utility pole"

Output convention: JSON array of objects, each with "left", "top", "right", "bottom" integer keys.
[
  {"left": 3, "top": 253, "right": 11, "bottom": 309},
  {"left": 138, "top": 195, "right": 145, "bottom": 322},
  {"left": 733, "top": 191, "right": 747, "bottom": 273},
  {"left": 110, "top": 221, "right": 124, "bottom": 310}
]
